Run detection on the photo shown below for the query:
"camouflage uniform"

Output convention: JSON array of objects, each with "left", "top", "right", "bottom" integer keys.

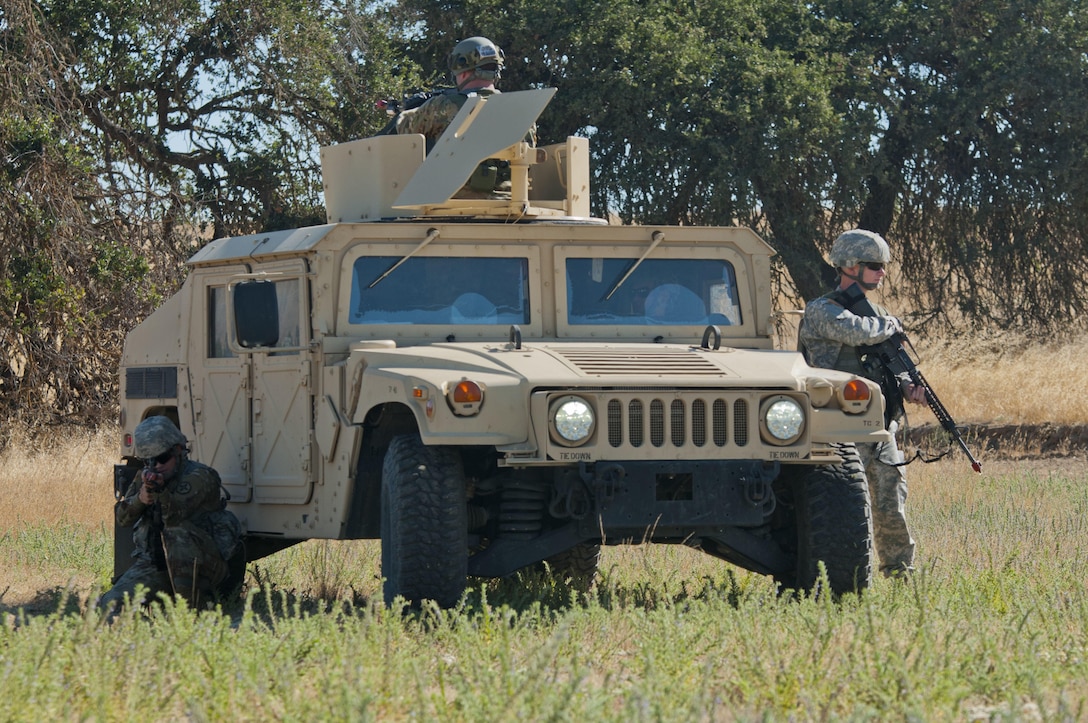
[
  {"left": 392, "top": 36, "right": 537, "bottom": 198},
  {"left": 99, "top": 419, "right": 242, "bottom": 614},
  {"left": 396, "top": 88, "right": 536, "bottom": 198},
  {"left": 395, "top": 88, "right": 499, "bottom": 142},
  {"left": 799, "top": 289, "right": 916, "bottom": 577}
]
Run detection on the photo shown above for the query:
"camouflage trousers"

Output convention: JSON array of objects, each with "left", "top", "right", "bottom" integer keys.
[
  {"left": 857, "top": 429, "right": 916, "bottom": 577},
  {"left": 161, "top": 524, "right": 228, "bottom": 606},
  {"left": 98, "top": 522, "right": 228, "bottom": 617},
  {"left": 97, "top": 555, "right": 174, "bottom": 615}
]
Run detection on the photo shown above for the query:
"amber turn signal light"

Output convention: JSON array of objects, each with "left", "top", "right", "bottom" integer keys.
[
  {"left": 841, "top": 379, "right": 871, "bottom": 401},
  {"left": 447, "top": 379, "right": 485, "bottom": 416},
  {"left": 452, "top": 380, "right": 483, "bottom": 403}
]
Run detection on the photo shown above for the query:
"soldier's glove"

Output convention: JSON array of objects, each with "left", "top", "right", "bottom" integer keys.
[{"left": 142, "top": 469, "right": 166, "bottom": 493}]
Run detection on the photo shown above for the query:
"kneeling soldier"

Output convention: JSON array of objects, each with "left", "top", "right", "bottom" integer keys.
[{"left": 99, "top": 416, "right": 243, "bottom": 616}]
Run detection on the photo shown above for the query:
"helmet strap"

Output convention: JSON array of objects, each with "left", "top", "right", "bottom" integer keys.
[
  {"left": 841, "top": 266, "right": 879, "bottom": 292},
  {"left": 455, "top": 69, "right": 498, "bottom": 91}
]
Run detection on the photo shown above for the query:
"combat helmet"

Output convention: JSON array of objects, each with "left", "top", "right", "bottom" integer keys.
[
  {"left": 448, "top": 36, "right": 504, "bottom": 90},
  {"left": 133, "top": 415, "right": 186, "bottom": 460},
  {"left": 828, "top": 229, "right": 892, "bottom": 269}
]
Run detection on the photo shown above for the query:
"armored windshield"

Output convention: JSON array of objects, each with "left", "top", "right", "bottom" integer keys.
[
  {"left": 566, "top": 257, "right": 741, "bottom": 326},
  {"left": 350, "top": 255, "right": 531, "bottom": 325}
]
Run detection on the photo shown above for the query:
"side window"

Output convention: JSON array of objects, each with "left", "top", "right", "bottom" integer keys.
[
  {"left": 207, "top": 286, "right": 235, "bottom": 358},
  {"left": 210, "top": 278, "right": 302, "bottom": 358},
  {"left": 272, "top": 278, "right": 301, "bottom": 352}
]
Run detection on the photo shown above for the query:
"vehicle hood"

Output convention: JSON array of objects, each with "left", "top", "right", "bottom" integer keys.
[{"left": 359, "top": 340, "right": 815, "bottom": 390}]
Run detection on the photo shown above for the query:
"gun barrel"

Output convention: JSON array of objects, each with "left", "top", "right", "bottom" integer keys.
[{"left": 915, "top": 369, "right": 982, "bottom": 473}]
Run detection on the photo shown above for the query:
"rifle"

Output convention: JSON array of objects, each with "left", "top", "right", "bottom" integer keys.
[
  {"left": 139, "top": 462, "right": 169, "bottom": 567},
  {"left": 833, "top": 283, "right": 983, "bottom": 473},
  {"left": 374, "top": 87, "right": 458, "bottom": 135}
]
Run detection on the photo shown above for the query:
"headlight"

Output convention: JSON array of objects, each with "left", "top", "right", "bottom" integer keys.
[
  {"left": 760, "top": 395, "right": 805, "bottom": 445},
  {"left": 549, "top": 396, "right": 595, "bottom": 446}
]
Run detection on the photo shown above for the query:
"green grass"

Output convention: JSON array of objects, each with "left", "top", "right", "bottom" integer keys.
[{"left": 1, "top": 459, "right": 1087, "bottom": 720}]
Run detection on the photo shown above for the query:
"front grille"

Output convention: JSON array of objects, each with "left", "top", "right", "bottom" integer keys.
[{"left": 604, "top": 394, "right": 749, "bottom": 449}]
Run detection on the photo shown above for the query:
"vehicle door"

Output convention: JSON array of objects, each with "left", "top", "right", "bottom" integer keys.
[
  {"left": 189, "top": 270, "right": 252, "bottom": 502},
  {"left": 242, "top": 262, "right": 316, "bottom": 504}
]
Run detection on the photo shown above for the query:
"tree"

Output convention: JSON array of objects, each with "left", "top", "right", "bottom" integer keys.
[
  {"left": 42, "top": 0, "right": 418, "bottom": 238},
  {"left": 5, "top": 0, "right": 1088, "bottom": 430},
  {"left": 0, "top": 0, "right": 152, "bottom": 431},
  {"left": 0, "top": 0, "right": 418, "bottom": 431},
  {"left": 398, "top": 0, "right": 1088, "bottom": 328},
  {"left": 396, "top": 0, "right": 868, "bottom": 299},
  {"left": 837, "top": 0, "right": 1088, "bottom": 328}
]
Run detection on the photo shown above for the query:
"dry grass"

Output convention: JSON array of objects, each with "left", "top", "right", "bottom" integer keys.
[
  {"left": 914, "top": 331, "right": 1088, "bottom": 426},
  {"left": 0, "top": 427, "right": 116, "bottom": 605},
  {"left": 0, "top": 426, "right": 116, "bottom": 530}
]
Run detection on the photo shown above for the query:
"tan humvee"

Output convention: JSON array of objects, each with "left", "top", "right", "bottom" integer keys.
[{"left": 115, "top": 88, "right": 889, "bottom": 606}]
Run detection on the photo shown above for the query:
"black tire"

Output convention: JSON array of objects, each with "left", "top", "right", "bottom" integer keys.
[
  {"left": 776, "top": 444, "right": 873, "bottom": 597},
  {"left": 381, "top": 434, "right": 468, "bottom": 608},
  {"left": 545, "top": 543, "right": 601, "bottom": 591}
]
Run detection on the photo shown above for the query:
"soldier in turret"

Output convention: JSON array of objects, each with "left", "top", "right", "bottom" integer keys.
[
  {"left": 396, "top": 36, "right": 506, "bottom": 142},
  {"left": 395, "top": 36, "right": 533, "bottom": 197}
]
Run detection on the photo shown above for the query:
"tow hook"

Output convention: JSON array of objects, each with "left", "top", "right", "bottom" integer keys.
[
  {"left": 742, "top": 461, "right": 779, "bottom": 508},
  {"left": 581, "top": 461, "right": 625, "bottom": 508}
]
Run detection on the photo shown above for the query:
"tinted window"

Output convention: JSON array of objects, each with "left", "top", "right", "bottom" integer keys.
[
  {"left": 212, "top": 279, "right": 301, "bottom": 356},
  {"left": 350, "top": 256, "right": 530, "bottom": 325},
  {"left": 208, "top": 286, "right": 234, "bottom": 358},
  {"left": 566, "top": 257, "right": 741, "bottom": 326}
]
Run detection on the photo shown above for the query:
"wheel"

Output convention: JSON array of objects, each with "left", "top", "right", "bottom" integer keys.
[
  {"left": 775, "top": 444, "right": 873, "bottom": 597},
  {"left": 381, "top": 434, "right": 468, "bottom": 608},
  {"left": 545, "top": 543, "right": 601, "bottom": 591}
]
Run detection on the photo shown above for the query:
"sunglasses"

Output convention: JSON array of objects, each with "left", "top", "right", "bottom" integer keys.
[
  {"left": 149, "top": 449, "right": 174, "bottom": 465},
  {"left": 862, "top": 262, "right": 885, "bottom": 271}
]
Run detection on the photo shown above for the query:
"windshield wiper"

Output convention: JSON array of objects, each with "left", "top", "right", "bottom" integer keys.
[
  {"left": 604, "top": 230, "right": 665, "bottom": 300},
  {"left": 368, "top": 227, "right": 440, "bottom": 288}
]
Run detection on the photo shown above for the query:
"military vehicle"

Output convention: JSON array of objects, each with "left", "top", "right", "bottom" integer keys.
[{"left": 114, "top": 88, "right": 889, "bottom": 606}]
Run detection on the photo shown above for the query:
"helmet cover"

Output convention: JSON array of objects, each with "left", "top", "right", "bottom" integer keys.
[
  {"left": 133, "top": 416, "right": 186, "bottom": 460},
  {"left": 448, "top": 36, "right": 504, "bottom": 88},
  {"left": 828, "top": 229, "right": 892, "bottom": 268}
]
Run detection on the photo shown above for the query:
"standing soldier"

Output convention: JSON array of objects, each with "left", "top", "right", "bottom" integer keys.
[
  {"left": 98, "top": 416, "right": 243, "bottom": 616},
  {"left": 798, "top": 229, "right": 927, "bottom": 578}
]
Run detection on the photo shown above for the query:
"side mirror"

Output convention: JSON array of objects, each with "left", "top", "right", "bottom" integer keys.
[{"left": 234, "top": 280, "right": 279, "bottom": 348}]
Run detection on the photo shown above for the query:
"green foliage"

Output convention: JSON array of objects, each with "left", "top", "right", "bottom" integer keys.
[
  {"left": 0, "top": 521, "right": 111, "bottom": 574},
  {"left": 818, "top": 0, "right": 1088, "bottom": 328},
  {"left": 3, "top": 463, "right": 1088, "bottom": 719},
  {"left": 0, "top": 0, "right": 422, "bottom": 429},
  {"left": 403, "top": 0, "right": 1088, "bottom": 319},
  {"left": 3, "top": 0, "right": 1088, "bottom": 426}
]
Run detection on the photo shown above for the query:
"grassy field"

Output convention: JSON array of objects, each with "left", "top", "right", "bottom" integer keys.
[{"left": 0, "top": 338, "right": 1086, "bottom": 720}]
